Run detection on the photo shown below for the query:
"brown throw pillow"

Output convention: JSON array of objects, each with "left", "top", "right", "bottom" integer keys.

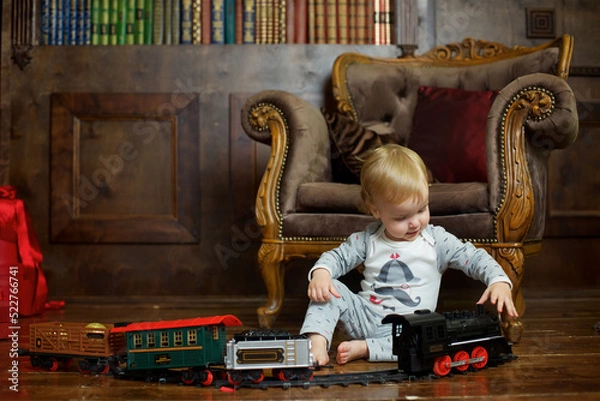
[{"left": 322, "top": 109, "right": 396, "bottom": 184}]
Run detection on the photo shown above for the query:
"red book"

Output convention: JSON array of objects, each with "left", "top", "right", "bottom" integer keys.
[
  {"left": 201, "top": 0, "right": 211, "bottom": 44},
  {"left": 366, "top": 0, "right": 374, "bottom": 44},
  {"left": 236, "top": 0, "right": 243, "bottom": 43},
  {"left": 294, "top": 0, "right": 307, "bottom": 43}
]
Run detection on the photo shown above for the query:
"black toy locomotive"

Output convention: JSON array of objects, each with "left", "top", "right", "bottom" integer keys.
[{"left": 383, "top": 305, "right": 513, "bottom": 377}]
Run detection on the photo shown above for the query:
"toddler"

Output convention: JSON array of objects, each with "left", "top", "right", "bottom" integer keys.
[{"left": 300, "top": 144, "right": 518, "bottom": 365}]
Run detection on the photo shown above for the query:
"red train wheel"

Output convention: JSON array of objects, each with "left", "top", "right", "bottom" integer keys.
[
  {"left": 277, "top": 369, "right": 292, "bottom": 381},
  {"left": 453, "top": 350, "right": 470, "bottom": 372},
  {"left": 98, "top": 364, "right": 110, "bottom": 375},
  {"left": 181, "top": 370, "right": 197, "bottom": 385},
  {"left": 298, "top": 369, "right": 314, "bottom": 381},
  {"left": 48, "top": 358, "right": 59, "bottom": 372},
  {"left": 200, "top": 370, "right": 213, "bottom": 386},
  {"left": 250, "top": 371, "right": 264, "bottom": 384},
  {"left": 227, "top": 371, "right": 243, "bottom": 385},
  {"left": 432, "top": 355, "right": 452, "bottom": 377},
  {"left": 471, "top": 346, "right": 489, "bottom": 370}
]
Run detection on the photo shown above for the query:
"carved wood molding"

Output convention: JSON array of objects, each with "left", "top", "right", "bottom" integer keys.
[
  {"left": 495, "top": 87, "right": 555, "bottom": 244},
  {"left": 248, "top": 104, "right": 288, "bottom": 240},
  {"left": 421, "top": 38, "right": 525, "bottom": 62}
]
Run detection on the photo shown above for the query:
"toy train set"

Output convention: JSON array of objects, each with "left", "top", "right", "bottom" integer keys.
[{"left": 22, "top": 306, "right": 516, "bottom": 389}]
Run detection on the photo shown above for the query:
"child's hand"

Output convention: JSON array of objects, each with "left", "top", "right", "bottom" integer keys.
[
  {"left": 477, "top": 281, "right": 519, "bottom": 317},
  {"left": 307, "top": 268, "right": 342, "bottom": 302}
]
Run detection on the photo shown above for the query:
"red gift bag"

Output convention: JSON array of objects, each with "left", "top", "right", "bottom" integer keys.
[{"left": 0, "top": 186, "right": 48, "bottom": 317}]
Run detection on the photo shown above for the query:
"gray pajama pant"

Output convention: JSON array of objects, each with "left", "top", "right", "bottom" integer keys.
[{"left": 299, "top": 279, "right": 397, "bottom": 362}]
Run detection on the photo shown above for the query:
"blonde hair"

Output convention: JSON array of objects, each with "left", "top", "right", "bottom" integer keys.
[{"left": 360, "top": 144, "right": 429, "bottom": 213}]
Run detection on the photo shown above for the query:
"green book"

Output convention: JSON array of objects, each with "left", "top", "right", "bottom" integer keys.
[
  {"left": 144, "top": 0, "right": 153, "bottom": 44},
  {"left": 109, "top": 0, "right": 118, "bottom": 45},
  {"left": 91, "top": 0, "right": 101, "bottom": 44},
  {"left": 135, "top": 0, "right": 145, "bottom": 44},
  {"left": 116, "top": 0, "right": 127, "bottom": 44},
  {"left": 99, "top": 0, "right": 110, "bottom": 45},
  {"left": 125, "top": 0, "right": 135, "bottom": 44}
]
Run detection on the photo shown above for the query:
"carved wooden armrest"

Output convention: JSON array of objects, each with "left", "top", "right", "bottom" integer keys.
[
  {"left": 240, "top": 90, "right": 332, "bottom": 240},
  {"left": 488, "top": 73, "right": 579, "bottom": 246}
]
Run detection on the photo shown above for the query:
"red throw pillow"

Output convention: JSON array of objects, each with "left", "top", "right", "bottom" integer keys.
[{"left": 408, "top": 86, "right": 498, "bottom": 183}]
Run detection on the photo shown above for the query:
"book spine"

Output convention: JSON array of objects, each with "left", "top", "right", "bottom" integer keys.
[
  {"left": 365, "top": 0, "right": 374, "bottom": 44},
  {"left": 293, "top": 0, "right": 306, "bottom": 43},
  {"left": 109, "top": 0, "right": 118, "bottom": 44},
  {"left": 56, "top": 0, "right": 64, "bottom": 45},
  {"left": 126, "top": 0, "right": 135, "bottom": 43},
  {"left": 41, "top": 0, "right": 50, "bottom": 45},
  {"left": 382, "top": 0, "right": 390, "bottom": 44},
  {"left": 314, "top": 0, "right": 324, "bottom": 43},
  {"left": 264, "top": 0, "right": 273, "bottom": 43},
  {"left": 307, "top": 0, "right": 315, "bottom": 43},
  {"left": 82, "top": 0, "right": 92, "bottom": 44},
  {"left": 337, "top": 0, "right": 348, "bottom": 44},
  {"left": 61, "top": 0, "right": 70, "bottom": 45},
  {"left": 191, "top": 0, "right": 202, "bottom": 43},
  {"left": 144, "top": 0, "right": 153, "bottom": 43},
  {"left": 91, "top": 0, "right": 100, "bottom": 44},
  {"left": 211, "top": 0, "right": 225, "bottom": 43},
  {"left": 347, "top": 0, "right": 355, "bottom": 43},
  {"left": 278, "top": 0, "right": 286, "bottom": 43},
  {"left": 255, "top": 0, "right": 265, "bottom": 43},
  {"left": 181, "top": 0, "right": 193, "bottom": 43},
  {"left": 99, "top": 0, "right": 109, "bottom": 45},
  {"left": 201, "top": 0, "right": 211, "bottom": 44},
  {"left": 285, "top": 0, "right": 294, "bottom": 43},
  {"left": 135, "top": 0, "right": 145, "bottom": 44},
  {"left": 153, "top": 0, "right": 164, "bottom": 44},
  {"left": 69, "top": 0, "right": 78, "bottom": 45},
  {"left": 77, "top": 0, "right": 86, "bottom": 44},
  {"left": 115, "top": 0, "right": 127, "bottom": 44},
  {"left": 242, "top": 0, "right": 255, "bottom": 43},
  {"left": 164, "top": 0, "right": 172, "bottom": 44},
  {"left": 172, "top": 0, "right": 181, "bottom": 43},
  {"left": 224, "top": 0, "right": 235, "bottom": 44},
  {"left": 325, "top": 0, "right": 336, "bottom": 43},
  {"left": 235, "top": 0, "right": 243, "bottom": 44},
  {"left": 354, "top": 0, "right": 366, "bottom": 44},
  {"left": 49, "top": 0, "right": 57, "bottom": 45}
]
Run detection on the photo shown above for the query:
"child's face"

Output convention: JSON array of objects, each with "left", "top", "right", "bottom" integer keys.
[{"left": 369, "top": 194, "right": 430, "bottom": 241}]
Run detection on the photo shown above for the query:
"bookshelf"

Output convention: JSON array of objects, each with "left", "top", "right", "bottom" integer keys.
[{"left": 22, "top": 0, "right": 418, "bottom": 47}]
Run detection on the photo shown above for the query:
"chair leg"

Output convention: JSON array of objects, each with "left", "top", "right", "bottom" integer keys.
[
  {"left": 496, "top": 247, "right": 526, "bottom": 343},
  {"left": 257, "top": 243, "right": 285, "bottom": 328}
]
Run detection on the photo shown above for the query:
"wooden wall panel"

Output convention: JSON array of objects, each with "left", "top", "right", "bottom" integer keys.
[
  {"left": 50, "top": 93, "right": 200, "bottom": 243},
  {"left": 545, "top": 100, "right": 600, "bottom": 237}
]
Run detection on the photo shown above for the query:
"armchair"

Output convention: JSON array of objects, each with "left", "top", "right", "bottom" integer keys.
[{"left": 241, "top": 35, "right": 579, "bottom": 342}]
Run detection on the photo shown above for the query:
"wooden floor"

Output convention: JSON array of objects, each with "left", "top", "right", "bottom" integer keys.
[{"left": 1, "top": 289, "right": 600, "bottom": 400}]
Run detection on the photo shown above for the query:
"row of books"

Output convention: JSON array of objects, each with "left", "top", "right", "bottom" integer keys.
[{"left": 39, "top": 0, "right": 408, "bottom": 45}]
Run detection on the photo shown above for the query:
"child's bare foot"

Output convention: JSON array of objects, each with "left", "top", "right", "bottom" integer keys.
[
  {"left": 336, "top": 340, "right": 369, "bottom": 365},
  {"left": 308, "top": 334, "right": 329, "bottom": 366}
]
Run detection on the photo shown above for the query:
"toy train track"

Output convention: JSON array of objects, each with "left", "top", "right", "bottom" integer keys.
[{"left": 114, "top": 352, "right": 516, "bottom": 390}]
